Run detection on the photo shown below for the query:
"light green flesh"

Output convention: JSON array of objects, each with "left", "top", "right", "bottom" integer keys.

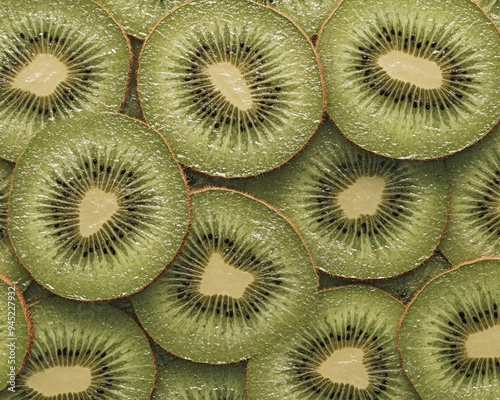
[
  {"left": 0, "top": 0, "right": 130, "bottom": 162},
  {"left": 8, "top": 112, "right": 190, "bottom": 301},
  {"left": 8, "top": 296, "right": 155, "bottom": 399},
  {"left": 139, "top": 0, "right": 324, "bottom": 177},
  {"left": 213, "top": 120, "right": 449, "bottom": 279},
  {"left": 132, "top": 188, "right": 318, "bottom": 363},
  {"left": 0, "top": 276, "right": 31, "bottom": 393},
  {"left": 441, "top": 125, "right": 500, "bottom": 266},
  {"left": 317, "top": 0, "right": 500, "bottom": 159},
  {"left": 474, "top": 0, "right": 500, "bottom": 26},
  {"left": 247, "top": 285, "right": 418, "bottom": 399},
  {"left": 152, "top": 359, "right": 246, "bottom": 399},
  {"left": 400, "top": 259, "right": 500, "bottom": 399}
]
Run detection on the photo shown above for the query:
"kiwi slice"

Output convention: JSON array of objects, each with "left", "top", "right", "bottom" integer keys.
[
  {"left": 317, "top": 0, "right": 500, "bottom": 159},
  {"left": 0, "top": 159, "right": 31, "bottom": 290},
  {"left": 0, "top": 0, "right": 131, "bottom": 162},
  {"left": 246, "top": 285, "right": 418, "bottom": 399},
  {"left": 8, "top": 112, "right": 190, "bottom": 301},
  {"left": 440, "top": 124, "right": 500, "bottom": 266},
  {"left": 0, "top": 275, "right": 32, "bottom": 393},
  {"left": 215, "top": 119, "right": 449, "bottom": 279},
  {"left": 152, "top": 358, "right": 246, "bottom": 399},
  {"left": 0, "top": 296, "right": 155, "bottom": 399},
  {"left": 131, "top": 188, "right": 318, "bottom": 363},
  {"left": 399, "top": 258, "right": 500, "bottom": 399},
  {"left": 138, "top": 0, "right": 324, "bottom": 177}
]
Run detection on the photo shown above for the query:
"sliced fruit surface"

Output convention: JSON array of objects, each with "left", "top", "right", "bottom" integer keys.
[
  {"left": 247, "top": 285, "right": 418, "bottom": 399},
  {"left": 0, "top": 275, "right": 32, "bottom": 393},
  {"left": 138, "top": 0, "right": 324, "bottom": 177},
  {"left": 399, "top": 258, "right": 500, "bottom": 399},
  {"left": 317, "top": 0, "right": 500, "bottom": 159},
  {"left": 1, "top": 296, "right": 155, "bottom": 399},
  {"left": 440, "top": 125, "right": 500, "bottom": 266},
  {"left": 132, "top": 188, "right": 318, "bottom": 363},
  {"left": 0, "top": 0, "right": 131, "bottom": 162},
  {"left": 8, "top": 112, "right": 190, "bottom": 301}
]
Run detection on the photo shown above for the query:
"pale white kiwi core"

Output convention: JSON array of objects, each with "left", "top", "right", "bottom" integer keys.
[
  {"left": 79, "top": 188, "right": 119, "bottom": 238},
  {"left": 337, "top": 176, "right": 386, "bottom": 219},
  {"left": 207, "top": 62, "right": 253, "bottom": 111},
  {"left": 11, "top": 53, "right": 68, "bottom": 96},
  {"left": 199, "top": 252, "right": 255, "bottom": 298},
  {"left": 317, "top": 347, "right": 369, "bottom": 389},
  {"left": 466, "top": 324, "right": 500, "bottom": 358},
  {"left": 26, "top": 366, "right": 92, "bottom": 396},
  {"left": 377, "top": 51, "right": 443, "bottom": 89}
]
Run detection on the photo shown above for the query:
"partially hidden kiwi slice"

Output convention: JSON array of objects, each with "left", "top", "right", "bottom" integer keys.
[
  {"left": 0, "top": 0, "right": 131, "bottom": 162},
  {"left": 131, "top": 188, "right": 318, "bottom": 363},
  {"left": 246, "top": 285, "right": 418, "bottom": 399},
  {"left": 399, "top": 258, "right": 500, "bottom": 399},
  {"left": 0, "top": 275, "right": 32, "bottom": 393},
  {"left": 138, "top": 0, "right": 324, "bottom": 177},
  {"left": 317, "top": 0, "right": 500, "bottom": 159},
  {"left": 0, "top": 296, "right": 156, "bottom": 399},
  {"left": 440, "top": 124, "right": 500, "bottom": 266},
  {"left": 8, "top": 112, "right": 190, "bottom": 301},
  {"left": 152, "top": 358, "right": 246, "bottom": 399}
]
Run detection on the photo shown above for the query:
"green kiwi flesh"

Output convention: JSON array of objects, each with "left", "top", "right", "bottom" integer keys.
[
  {"left": 138, "top": 0, "right": 324, "bottom": 177},
  {"left": 399, "top": 258, "right": 500, "bottom": 399},
  {"left": 473, "top": 0, "right": 500, "bottom": 26},
  {"left": 0, "top": 296, "right": 155, "bottom": 399},
  {"left": 152, "top": 358, "right": 246, "bottom": 399},
  {"left": 0, "top": 275, "right": 32, "bottom": 393},
  {"left": 246, "top": 285, "right": 418, "bottom": 399},
  {"left": 0, "top": 0, "right": 131, "bottom": 162},
  {"left": 131, "top": 188, "right": 318, "bottom": 363},
  {"left": 317, "top": 0, "right": 500, "bottom": 159},
  {"left": 440, "top": 125, "right": 500, "bottom": 266},
  {"left": 8, "top": 112, "right": 190, "bottom": 301}
]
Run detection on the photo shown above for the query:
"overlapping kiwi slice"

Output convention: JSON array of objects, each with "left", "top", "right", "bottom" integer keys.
[
  {"left": 0, "top": 296, "right": 155, "bottom": 399},
  {"left": 317, "top": 0, "right": 500, "bottom": 159},
  {"left": 247, "top": 285, "right": 418, "bottom": 399},
  {"left": 132, "top": 188, "right": 318, "bottom": 363},
  {"left": 138, "top": 0, "right": 324, "bottom": 177},
  {"left": 399, "top": 258, "right": 500, "bottom": 399},
  {"left": 0, "top": 0, "right": 132, "bottom": 162},
  {"left": 8, "top": 112, "right": 190, "bottom": 301}
]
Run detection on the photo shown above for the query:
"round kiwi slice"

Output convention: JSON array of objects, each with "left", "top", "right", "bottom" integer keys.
[
  {"left": 152, "top": 358, "right": 246, "bottom": 399},
  {"left": 138, "top": 0, "right": 324, "bottom": 177},
  {"left": 247, "top": 285, "right": 418, "bottom": 399},
  {"left": 440, "top": 124, "right": 500, "bottom": 266},
  {"left": 0, "top": 0, "right": 131, "bottom": 162},
  {"left": 317, "top": 0, "right": 500, "bottom": 159},
  {"left": 131, "top": 188, "right": 319, "bottom": 363},
  {"left": 399, "top": 258, "right": 500, "bottom": 399},
  {"left": 0, "top": 275, "right": 32, "bottom": 393},
  {"left": 3, "top": 296, "right": 155, "bottom": 399},
  {"left": 8, "top": 112, "right": 190, "bottom": 301}
]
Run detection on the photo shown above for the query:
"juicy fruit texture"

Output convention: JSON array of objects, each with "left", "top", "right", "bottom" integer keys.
[
  {"left": 7, "top": 296, "right": 155, "bottom": 399},
  {"left": 8, "top": 112, "right": 190, "bottom": 301},
  {"left": 317, "top": 0, "right": 500, "bottom": 159},
  {"left": 0, "top": 275, "right": 32, "bottom": 393},
  {"left": 441, "top": 124, "right": 500, "bottom": 266},
  {"left": 247, "top": 285, "right": 418, "bottom": 399},
  {"left": 399, "top": 259, "right": 500, "bottom": 399},
  {"left": 132, "top": 188, "right": 318, "bottom": 363},
  {"left": 138, "top": 0, "right": 324, "bottom": 177},
  {"left": 0, "top": 0, "right": 131, "bottom": 162}
]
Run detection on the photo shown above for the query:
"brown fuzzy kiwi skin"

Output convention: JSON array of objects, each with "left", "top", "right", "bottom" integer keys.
[
  {"left": 0, "top": 274, "right": 33, "bottom": 392},
  {"left": 5, "top": 112, "right": 192, "bottom": 303},
  {"left": 136, "top": 0, "right": 327, "bottom": 179},
  {"left": 396, "top": 255, "right": 500, "bottom": 398}
]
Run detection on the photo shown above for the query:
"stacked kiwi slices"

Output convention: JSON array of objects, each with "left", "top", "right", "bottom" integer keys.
[{"left": 0, "top": 0, "right": 499, "bottom": 398}]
